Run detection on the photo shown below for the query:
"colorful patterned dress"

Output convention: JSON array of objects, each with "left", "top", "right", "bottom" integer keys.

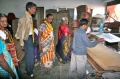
[
  {"left": 39, "top": 20, "right": 55, "bottom": 72},
  {"left": 0, "top": 28, "right": 22, "bottom": 78},
  {"left": 1, "top": 28, "right": 19, "bottom": 66},
  {"left": 56, "top": 25, "right": 71, "bottom": 63},
  {"left": 0, "top": 39, "right": 19, "bottom": 79}
]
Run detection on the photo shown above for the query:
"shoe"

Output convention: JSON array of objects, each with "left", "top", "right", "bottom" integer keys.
[
  {"left": 34, "top": 62, "right": 39, "bottom": 66},
  {"left": 25, "top": 71, "right": 34, "bottom": 77},
  {"left": 24, "top": 71, "right": 27, "bottom": 74},
  {"left": 30, "top": 74, "right": 34, "bottom": 77},
  {"left": 62, "top": 60, "right": 67, "bottom": 64}
]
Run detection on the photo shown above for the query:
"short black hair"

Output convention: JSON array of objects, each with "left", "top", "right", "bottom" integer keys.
[
  {"left": 26, "top": 2, "right": 36, "bottom": 11},
  {"left": 46, "top": 14, "right": 53, "bottom": 18},
  {"left": 79, "top": 18, "right": 89, "bottom": 27},
  {"left": 0, "top": 13, "right": 7, "bottom": 20}
]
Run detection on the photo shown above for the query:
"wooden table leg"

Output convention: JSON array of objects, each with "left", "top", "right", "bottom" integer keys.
[{"left": 96, "top": 71, "right": 103, "bottom": 79}]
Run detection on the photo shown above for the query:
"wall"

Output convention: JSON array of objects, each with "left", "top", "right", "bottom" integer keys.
[{"left": 0, "top": 0, "right": 106, "bottom": 18}]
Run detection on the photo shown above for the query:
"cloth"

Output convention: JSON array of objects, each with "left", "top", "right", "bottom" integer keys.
[
  {"left": 7, "top": 43, "right": 19, "bottom": 66},
  {"left": 34, "top": 46, "right": 38, "bottom": 62},
  {"left": 56, "top": 25, "right": 71, "bottom": 63},
  {"left": 38, "top": 20, "right": 55, "bottom": 71},
  {"left": 69, "top": 52, "right": 87, "bottom": 79},
  {"left": 24, "top": 35, "right": 34, "bottom": 75},
  {"left": 34, "top": 29, "right": 38, "bottom": 46},
  {"left": 58, "top": 25, "right": 70, "bottom": 40},
  {"left": 86, "top": 27, "right": 91, "bottom": 34},
  {"left": 15, "top": 11, "right": 34, "bottom": 46},
  {"left": 0, "top": 29, "right": 19, "bottom": 66},
  {"left": 72, "top": 27, "right": 98, "bottom": 55},
  {"left": 30, "top": 21, "right": 34, "bottom": 42},
  {"left": 0, "top": 30, "right": 6, "bottom": 40},
  {"left": 0, "top": 40, "right": 19, "bottom": 79},
  {"left": 34, "top": 32, "right": 38, "bottom": 62},
  {"left": 34, "top": 28, "right": 38, "bottom": 35}
]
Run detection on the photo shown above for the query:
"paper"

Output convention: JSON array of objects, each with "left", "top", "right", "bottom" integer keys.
[
  {"left": 92, "top": 27, "right": 99, "bottom": 31},
  {"left": 91, "top": 32, "right": 120, "bottom": 43}
]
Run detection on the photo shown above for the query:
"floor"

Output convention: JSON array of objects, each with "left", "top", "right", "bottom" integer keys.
[
  {"left": 19, "top": 56, "right": 120, "bottom": 79},
  {"left": 15, "top": 39, "right": 120, "bottom": 79},
  {"left": 19, "top": 56, "right": 93, "bottom": 79}
]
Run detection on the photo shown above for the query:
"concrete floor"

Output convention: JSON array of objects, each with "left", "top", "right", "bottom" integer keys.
[
  {"left": 15, "top": 39, "right": 120, "bottom": 79},
  {"left": 19, "top": 56, "right": 120, "bottom": 79},
  {"left": 14, "top": 39, "right": 120, "bottom": 79}
]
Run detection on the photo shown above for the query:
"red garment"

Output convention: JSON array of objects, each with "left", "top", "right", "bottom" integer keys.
[
  {"left": 7, "top": 43, "right": 19, "bottom": 66},
  {"left": 58, "top": 25, "right": 70, "bottom": 40}
]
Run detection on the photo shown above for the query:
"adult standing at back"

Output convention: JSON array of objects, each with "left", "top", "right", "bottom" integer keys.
[
  {"left": 15, "top": 2, "right": 37, "bottom": 77},
  {"left": 56, "top": 17, "right": 71, "bottom": 64},
  {"left": 38, "top": 14, "right": 55, "bottom": 73},
  {"left": 0, "top": 13, "right": 22, "bottom": 79}
]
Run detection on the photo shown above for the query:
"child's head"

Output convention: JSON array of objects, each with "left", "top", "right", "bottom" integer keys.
[{"left": 79, "top": 18, "right": 89, "bottom": 31}]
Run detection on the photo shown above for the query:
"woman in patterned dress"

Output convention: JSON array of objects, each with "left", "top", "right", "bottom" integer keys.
[
  {"left": 0, "top": 13, "right": 21, "bottom": 79},
  {"left": 56, "top": 17, "right": 71, "bottom": 64},
  {"left": 0, "top": 30, "right": 19, "bottom": 79},
  {"left": 38, "top": 14, "right": 55, "bottom": 73}
]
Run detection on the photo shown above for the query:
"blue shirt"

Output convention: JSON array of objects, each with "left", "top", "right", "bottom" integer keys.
[
  {"left": 72, "top": 27, "right": 99, "bottom": 55},
  {"left": 0, "top": 40, "right": 4, "bottom": 54},
  {"left": 0, "top": 40, "right": 19, "bottom": 78}
]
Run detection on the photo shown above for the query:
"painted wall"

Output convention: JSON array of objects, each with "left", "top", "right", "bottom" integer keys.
[{"left": 0, "top": 0, "right": 106, "bottom": 18}]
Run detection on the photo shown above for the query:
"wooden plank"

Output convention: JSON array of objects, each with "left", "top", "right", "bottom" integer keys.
[
  {"left": 87, "top": 43, "right": 120, "bottom": 79},
  {"left": 87, "top": 54, "right": 105, "bottom": 79},
  {"left": 87, "top": 54, "right": 104, "bottom": 72},
  {"left": 87, "top": 44, "right": 120, "bottom": 71}
]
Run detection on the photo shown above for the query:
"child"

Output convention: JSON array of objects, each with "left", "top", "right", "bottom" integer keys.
[{"left": 34, "top": 28, "right": 39, "bottom": 66}]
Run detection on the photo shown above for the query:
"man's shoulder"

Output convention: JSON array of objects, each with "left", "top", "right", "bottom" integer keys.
[
  {"left": 75, "top": 28, "right": 82, "bottom": 33},
  {"left": 19, "top": 15, "right": 25, "bottom": 22},
  {"left": 74, "top": 28, "right": 85, "bottom": 36},
  {"left": 19, "top": 13, "right": 30, "bottom": 20}
]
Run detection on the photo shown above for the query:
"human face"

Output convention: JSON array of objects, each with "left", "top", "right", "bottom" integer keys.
[
  {"left": 0, "top": 17, "right": 8, "bottom": 28},
  {"left": 84, "top": 24, "right": 89, "bottom": 31},
  {"left": 64, "top": 19, "right": 68, "bottom": 25},
  {"left": 46, "top": 16, "right": 53, "bottom": 23},
  {"left": 28, "top": 6, "right": 36, "bottom": 15}
]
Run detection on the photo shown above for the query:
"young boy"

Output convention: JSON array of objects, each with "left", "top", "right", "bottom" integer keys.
[{"left": 34, "top": 28, "right": 39, "bottom": 66}]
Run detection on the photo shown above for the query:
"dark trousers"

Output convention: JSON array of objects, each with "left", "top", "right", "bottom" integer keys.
[{"left": 24, "top": 35, "right": 34, "bottom": 75}]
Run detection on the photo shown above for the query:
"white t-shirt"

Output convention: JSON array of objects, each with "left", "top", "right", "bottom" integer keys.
[
  {"left": 86, "top": 27, "right": 91, "bottom": 34},
  {"left": 0, "top": 30, "right": 6, "bottom": 40}
]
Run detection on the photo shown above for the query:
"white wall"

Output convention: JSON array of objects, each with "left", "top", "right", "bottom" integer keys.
[{"left": 0, "top": 0, "right": 106, "bottom": 18}]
